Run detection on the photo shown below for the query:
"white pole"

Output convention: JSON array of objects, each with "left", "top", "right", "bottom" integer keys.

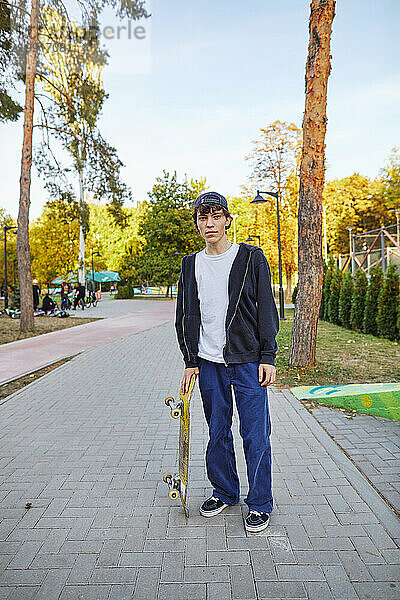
[{"left": 232, "top": 214, "right": 238, "bottom": 244}]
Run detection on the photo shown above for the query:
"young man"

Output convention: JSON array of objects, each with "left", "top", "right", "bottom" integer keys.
[{"left": 175, "top": 191, "right": 279, "bottom": 532}]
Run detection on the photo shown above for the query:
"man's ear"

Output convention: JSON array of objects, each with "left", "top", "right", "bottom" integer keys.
[{"left": 225, "top": 215, "right": 233, "bottom": 230}]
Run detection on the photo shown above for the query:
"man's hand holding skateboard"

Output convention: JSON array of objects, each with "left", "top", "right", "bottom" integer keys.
[
  {"left": 259, "top": 364, "right": 276, "bottom": 387},
  {"left": 181, "top": 367, "right": 199, "bottom": 394}
]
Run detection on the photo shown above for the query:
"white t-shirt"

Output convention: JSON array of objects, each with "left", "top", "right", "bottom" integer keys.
[{"left": 195, "top": 243, "right": 239, "bottom": 363}]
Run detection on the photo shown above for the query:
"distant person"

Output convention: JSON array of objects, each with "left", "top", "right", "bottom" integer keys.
[
  {"left": 42, "top": 292, "right": 56, "bottom": 314},
  {"left": 61, "top": 281, "right": 71, "bottom": 310},
  {"left": 73, "top": 282, "right": 86, "bottom": 310},
  {"left": 32, "top": 279, "right": 40, "bottom": 310}
]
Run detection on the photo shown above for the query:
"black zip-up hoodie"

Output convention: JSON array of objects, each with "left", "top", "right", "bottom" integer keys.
[{"left": 175, "top": 242, "right": 279, "bottom": 368}]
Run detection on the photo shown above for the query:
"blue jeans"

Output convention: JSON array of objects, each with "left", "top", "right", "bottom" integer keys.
[{"left": 198, "top": 358, "right": 273, "bottom": 514}]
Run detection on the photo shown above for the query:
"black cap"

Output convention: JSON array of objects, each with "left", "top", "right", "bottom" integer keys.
[{"left": 194, "top": 191, "right": 228, "bottom": 210}]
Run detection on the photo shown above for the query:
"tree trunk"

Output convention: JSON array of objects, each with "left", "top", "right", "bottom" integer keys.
[
  {"left": 18, "top": 0, "right": 40, "bottom": 333},
  {"left": 289, "top": 0, "right": 335, "bottom": 367}
]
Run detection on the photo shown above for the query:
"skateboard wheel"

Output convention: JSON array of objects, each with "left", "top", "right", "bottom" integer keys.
[
  {"left": 163, "top": 472, "right": 172, "bottom": 483},
  {"left": 169, "top": 489, "right": 179, "bottom": 500},
  {"left": 165, "top": 397, "right": 174, "bottom": 407},
  {"left": 171, "top": 407, "right": 181, "bottom": 419}
]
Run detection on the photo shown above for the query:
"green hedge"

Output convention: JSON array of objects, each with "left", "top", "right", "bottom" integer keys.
[
  {"left": 377, "top": 264, "right": 399, "bottom": 341},
  {"left": 339, "top": 272, "right": 353, "bottom": 329},
  {"left": 320, "top": 260, "right": 399, "bottom": 341},
  {"left": 117, "top": 281, "right": 134, "bottom": 299}
]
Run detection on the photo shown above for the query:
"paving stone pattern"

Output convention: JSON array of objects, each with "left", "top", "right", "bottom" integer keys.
[
  {"left": 308, "top": 405, "right": 400, "bottom": 516},
  {"left": 0, "top": 321, "right": 399, "bottom": 599},
  {"left": 69, "top": 297, "right": 162, "bottom": 319}
]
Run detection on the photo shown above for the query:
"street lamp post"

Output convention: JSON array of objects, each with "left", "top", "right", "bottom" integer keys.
[
  {"left": 346, "top": 227, "right": 354, "bottom": 276},
  {"left": 91, "top": 251, "right": 101, "bottom": 295},
  {"left": 251, "top": 190, "right": 285, "bottom": 320},
  {"left": 380, "top": 226, "right": 386, "bottom": 273},
  {"left": 3, "top": 226, "right": 17, "bottom": 309}
]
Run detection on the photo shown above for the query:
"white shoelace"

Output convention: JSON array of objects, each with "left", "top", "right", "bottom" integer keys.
[{"left": 249, "top": 510, "right": 262, "bottom": 517}]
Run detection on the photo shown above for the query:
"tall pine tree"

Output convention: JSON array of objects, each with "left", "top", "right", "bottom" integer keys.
[
  {"left": 376, "top": 265, "right": 399, "bottom": 341},
  {"left": 328, "top": 269, "right": 341, "bottom": 325},
  {"left": 339, "top": 271, "right": 353, "bottom": 329},
  {"left": 350, "top": 270, "right": 368, "bottom": 332},
  {"left": 363, "top": 266, "right": 383, "bottom": 336}
]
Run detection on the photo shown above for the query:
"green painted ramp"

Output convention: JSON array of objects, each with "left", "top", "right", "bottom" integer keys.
[{"left": 291, "top": 382, "right": 400, "bottom": 421}]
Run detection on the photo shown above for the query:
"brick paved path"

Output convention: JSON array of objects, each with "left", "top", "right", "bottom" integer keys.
[
  {"left": 69, "top": 297, "right": 169, "bottom": 319},
  {"left": 0, "top": 300, "right": 174, "bottom": 385},
  {"left": 0, "top": 322, "right": 399, "bottom": 599},
  {"left": 308, "top": 406, "right": 400, "bottom": 515}
]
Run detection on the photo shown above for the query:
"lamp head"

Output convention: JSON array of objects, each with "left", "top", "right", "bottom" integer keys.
[{"left": 251, "top": 192, "right": 266, "bottom": 204}]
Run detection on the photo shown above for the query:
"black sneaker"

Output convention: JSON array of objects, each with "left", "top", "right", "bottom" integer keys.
[
  {"left": 199, "top": 496, "right": 228, "bottom": 517},
  {"left": 244, "top": 510, "right": 270, "bottom": 532}
]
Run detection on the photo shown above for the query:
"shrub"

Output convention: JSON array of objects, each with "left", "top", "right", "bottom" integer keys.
[
  {"left": 319, "top": 261, "right": 327, "bottom": 319},
  {"left": 350, "top": 270, "right": 368, "bottom": 331},
  {"left": 328, "top": 269, "right": 341, "bottom": 324},
  {"left": 376, "top": 265, "right": 399, "bottom": 340},
  {"left": 339, "top": 272, "right": 353, "bottom": 329},
  {"left": 10, "top": 285, "right": 20, "bottom": 309},
  {"left": 397, "top": 296, "right": 400, "bottom": 339},
  {"left": 117, "top": 281, "right": 134, "bottom": 299},
  {"left": 321, "top": 256, "right": 335, "bottom": 321},
  {"left": 362, "top": 266, "right": 384, "bottom": 336}
]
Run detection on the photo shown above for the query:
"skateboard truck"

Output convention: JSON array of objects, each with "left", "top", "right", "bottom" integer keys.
[
  {"left": 164, "top": 396, "right": 183, "bottom": 419},
  {"left": 162, "top": 472, "right": 181, "bottom": 500}
]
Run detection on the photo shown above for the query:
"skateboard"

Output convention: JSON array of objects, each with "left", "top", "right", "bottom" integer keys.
[{"left": 163, "top": 374, "right": 196, "bottom": 518}]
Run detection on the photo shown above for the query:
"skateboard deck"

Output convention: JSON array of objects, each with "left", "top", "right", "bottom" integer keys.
[{"left": 163, "top": 374, "right": 196, "bottom": 517}]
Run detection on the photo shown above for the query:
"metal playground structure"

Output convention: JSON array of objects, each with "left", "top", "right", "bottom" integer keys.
[{"left": 338, "top": 222, "right": 400, "bottom": 277}]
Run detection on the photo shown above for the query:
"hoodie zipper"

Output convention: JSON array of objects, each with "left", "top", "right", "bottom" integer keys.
[
  {"left": 181, "top": 272, "right": 191, "bottom": 364},
  {"left": 222, "top": 252, "right": 253, "bottom": 366}
]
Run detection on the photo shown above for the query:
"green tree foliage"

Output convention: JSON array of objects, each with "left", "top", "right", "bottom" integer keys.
[
  {"left": 35, "top": 8, "right": 133, "bottom": 235},
  {"left": 319, "top": 260, "right": 328, "bottom": 319},
  {"left": 339, "top": 271, "right": 353, "bottom": 329},
  {"left": 30, "top": 197, "right": 80, "bottom": 283},
  {"left": 0, "top": 208, "right": 17, "bottom": 287},
  {"left": 10, "top": 285, "right": 20, "bottom": 309},
  {"left": 363, "top": 266, "right": 384, "bottom": 336},
  {"left": 397, "top": 299, "right": 400, "bottom": 340},
  {"left": 135, "top": 171, "right": 205, "bottom": 289},
  {"left": 323, "top": 174, "right": 392, "bottom": 255},
  {"left": 376, "top": 264, "right": 399, "bottom": 341},
  {"left": 86, "top": 202, "right": 145, "bottom": 280},
  {"left": 321, "top": 256, "right": 335, "bottom": 321},
  {"left": 328, "top": 269, "right": 341, "bottom": 325},
  {"left": 245, "top": 121, "right": 301, "bottom": 300},
  {"left": 350, "top": 270, "right": 368, "bottom": 332},
  {"left": 0, "top": 3, "right": 24, "bottom": 122}
]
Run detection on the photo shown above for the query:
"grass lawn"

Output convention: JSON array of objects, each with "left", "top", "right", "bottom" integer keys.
[
  {"left": 275, "top": 309, "right": 400, "bottom": 388},
  {"left": 0, "top": 315, "right": 99, "bottom": 345}
]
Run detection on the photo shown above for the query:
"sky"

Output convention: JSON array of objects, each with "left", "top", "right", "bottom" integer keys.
[{"left": 1, "top": 0, "right": 399, "bottom": 220}]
